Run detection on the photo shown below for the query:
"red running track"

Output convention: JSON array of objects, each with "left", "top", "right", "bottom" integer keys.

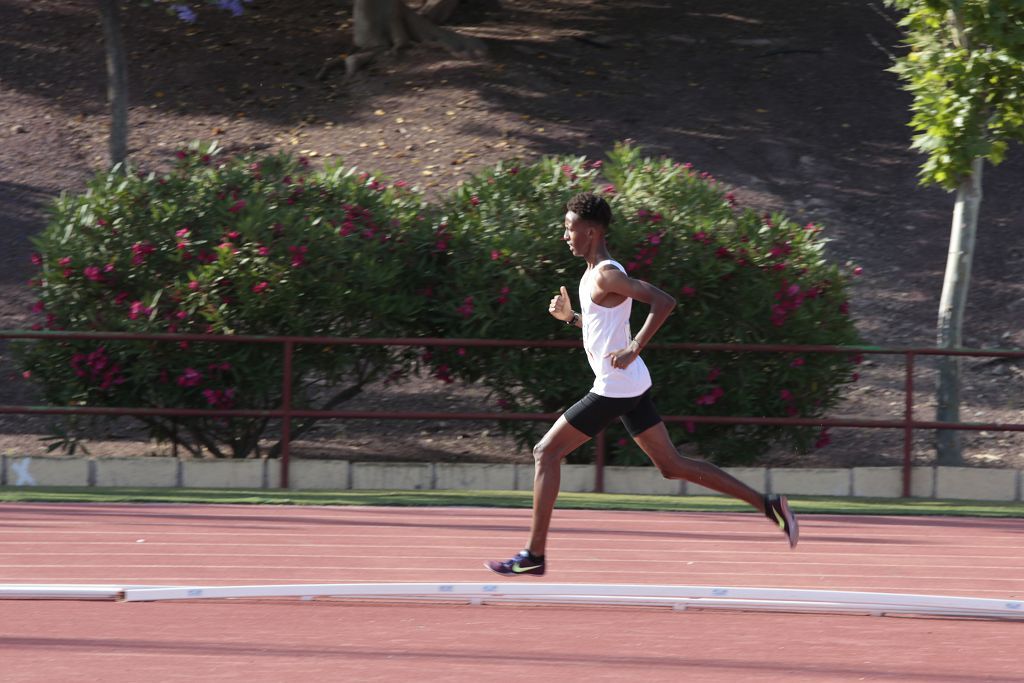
[{"left": 0, "top": 502, "right": 1022, "bottom": 682}]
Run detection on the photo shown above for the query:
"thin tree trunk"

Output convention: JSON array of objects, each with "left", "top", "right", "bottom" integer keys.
[
  {"left": 935, "top": 157, "right": 983, "bottom": 465},
  {"left": 98, "top": 0, "right": 129, "bottom": 167}
]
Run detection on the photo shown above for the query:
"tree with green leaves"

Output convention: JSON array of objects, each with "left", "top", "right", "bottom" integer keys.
[{"left": 886, "top": 0, "right": 1024, "bottom": 465}]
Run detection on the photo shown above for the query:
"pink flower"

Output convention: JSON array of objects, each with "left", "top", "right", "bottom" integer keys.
[
  {"left": 490, "top": 250, "right": 500, "bottom": 261},
  {"left": 681, "top": 285, "right": 696, "bottom": 298},
  {"left": 692, "top": 232, "right": 711, "bottom": 244},
  {"left": 790, "top": 357, "right": 805, "bottom": 368},
  {"left": 497, "top": 285, "right": 510, "bottom": 305},
  {"left": 228, "top": 200, "right": 246, "bottom": 213},
  {"left": 508, "top": 167, "right": 519, "bottom": 175},
  {"left": 83, "top": 266, "right": 103, "bottom": 282},
  {"left": 602, "top": 184, "right": 616, "bottom": 195},
  {"left": 128, "top": 301, "right": 152, "bottom": 320},
  {"left": 470, "top": 195, "right": 480, "bottom": 206},
  {"left": 114, "top": 292, "right": 130, "bottom": 305},
  {"left": 852, "top": 266, "right": 863, "bottom": 276},
  {"left": 696, "top": 386, "right": 725, "bottom": 406},
  {"left": 30, "top": 253, "right": 42, "bottom": 266},
  {"left": 58, "top": 257, "right": 72, "bottom": 267},
  {"left": 252, "top": 281, "right": 269, "bottom": 294},
  {"left": 177, "top": 368, "right": 203, "bottom": 388},
  {"left": 176, "top": 228, "right": 191, "bottom": 239},
  {"left": 131, "top": 241, "right": 156, "bottom": 266},
  {"left": 590, "top": 160, "right": 603, "bottom": 169},
  {"left": 288, "top": 245, "right": 308, "bottom": 268},
  {"left": 187, "top": 280, "right": 200, "bottom": 291},
  {"left": 258, "top": 246, "right": 271, "bottom": 256},
  {"left": 706, "top": 367, "right": 721, "bottom": 382},
  {"left": 202, "top": 387, "right": 236, "bottom": 408},
  {"left": 434, "top": 363, "right": 453, "bottom": 384},
  {"left": 648, "top": 233, "right": 662, "bottom": 246},
  {"left": 457, "top": 347, "right": 466, "bottom": 357},
  {"left": 456, "top": 296, "right": 474, "bottom": 318},
  {"left": 31, "top": 300, "right": 45, "bottom": 314}
]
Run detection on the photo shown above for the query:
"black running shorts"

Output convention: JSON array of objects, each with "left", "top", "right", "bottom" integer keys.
[{"left": 563, "top": 389, "right": 662, "bottom": 437}]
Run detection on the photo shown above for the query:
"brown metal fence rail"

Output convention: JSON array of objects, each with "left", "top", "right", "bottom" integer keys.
[{"left": 3, "top": 330, "right": 1024, "bottom": 495}]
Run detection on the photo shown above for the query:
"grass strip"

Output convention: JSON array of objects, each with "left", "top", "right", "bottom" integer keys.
[{"left": 1, "top": 487, "right": 1022, "bottom": 517}]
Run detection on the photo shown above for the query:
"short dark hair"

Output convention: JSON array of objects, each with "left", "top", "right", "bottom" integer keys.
[{"left": 566, "top": 191, "right": 612, "bottom": 230}]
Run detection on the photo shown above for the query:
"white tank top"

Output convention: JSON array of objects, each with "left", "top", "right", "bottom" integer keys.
[{"left": 579, "top": 259, "right": 652, "bottom": 398}]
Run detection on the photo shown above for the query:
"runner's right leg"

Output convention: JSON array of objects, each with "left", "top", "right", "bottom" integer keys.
[{"left": 526, "top": 416, "right": 591, "bottom": 556}]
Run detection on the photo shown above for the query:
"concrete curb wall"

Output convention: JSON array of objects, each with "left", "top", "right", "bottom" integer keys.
[{"left": 1, "top": 456, "right": 1022, "bottom": 502}]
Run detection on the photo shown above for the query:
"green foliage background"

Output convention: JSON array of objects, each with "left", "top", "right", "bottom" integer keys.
[{"left": 21, "top": 143, "right": 861, "bottom": 465}]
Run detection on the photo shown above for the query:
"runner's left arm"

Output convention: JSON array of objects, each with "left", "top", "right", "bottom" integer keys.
[{"left": 599, "top": 269, "right": 676, "bottom": 369}]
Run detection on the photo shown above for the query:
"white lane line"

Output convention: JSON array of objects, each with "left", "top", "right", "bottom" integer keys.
[
  {"left": 1, "top": 541, "right": 1020, "bottom": 561},
  {"left": 2, "top": 553, "right": 1023, "bottom": 573},
  {"left": 1, "top": 529, "right": 1021, "bottom": 547},
  {"left": 3, "top": 565, "right": 1022, "bottom": 584}
]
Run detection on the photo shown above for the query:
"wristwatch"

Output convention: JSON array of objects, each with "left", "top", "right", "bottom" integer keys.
[{"left": 566, "top": 311, "right": 580, "bottom": 326}]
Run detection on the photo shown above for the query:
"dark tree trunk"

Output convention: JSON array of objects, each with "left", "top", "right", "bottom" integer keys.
[
  {"left": 98, "top": 0, "right": 129, "bottom": 167},
  {"left": 319, "top": 0, "right": 486, "bottom": 80}
]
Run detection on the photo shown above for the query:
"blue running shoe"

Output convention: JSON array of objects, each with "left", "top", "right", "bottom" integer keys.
[
  {"left": 765, "top": 494, "right": 799, "bottom": 548},
  {"left": 485, "top": 549, "right": 545, "bottom": 576}
]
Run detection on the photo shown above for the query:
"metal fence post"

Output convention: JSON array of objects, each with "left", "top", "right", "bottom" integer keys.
[
  {"left": 595, "top": 429, "right": 606, "bottom": 493},
  {"left": 280, "top": 340, "right": 294, "bottom": 489}
]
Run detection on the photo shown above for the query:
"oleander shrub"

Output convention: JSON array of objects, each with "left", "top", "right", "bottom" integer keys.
[
  {"left": 20, "top": 142, "right": 437, "bottom": 458},
  {"left": 22, "top": 142, "right": 862, "bottom": 465},
  {"left": 423, "top": 143, "right": 863, "bottom": 465}
]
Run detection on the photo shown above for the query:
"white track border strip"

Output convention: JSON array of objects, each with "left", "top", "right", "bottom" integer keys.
[
  {"left": 4, "top": 582, "right": 1023, "bottom": 619},
  {"left": 123, "top": 583, "right": 1024, "bottom": 619}
]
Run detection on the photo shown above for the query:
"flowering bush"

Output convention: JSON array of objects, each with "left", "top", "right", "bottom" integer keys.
[
  {"left": 20, "top": 141, "right": 436, "bottom": 458},
  {"left": 22, "top": 142, "right": 861, "bottom": 464},
  {"left": 425, "top": 144, "right": 862, "bottom": 465}
]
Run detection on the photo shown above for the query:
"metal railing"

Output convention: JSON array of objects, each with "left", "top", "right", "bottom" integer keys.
[{"left": 3, "top": 329, "right": 1024, "bottom": 495}]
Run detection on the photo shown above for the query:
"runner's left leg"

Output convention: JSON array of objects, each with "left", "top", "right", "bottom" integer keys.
[{"left": 630, "top": 421, "right": 765, "bottom": 511}]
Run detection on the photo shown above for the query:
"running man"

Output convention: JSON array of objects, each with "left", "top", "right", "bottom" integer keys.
[{"left": 486, "top": 191, "right": 798, "bottom": 577}]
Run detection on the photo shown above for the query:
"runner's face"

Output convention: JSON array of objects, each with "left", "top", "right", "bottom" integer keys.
[{"left": 563, "top": 211, "right": 590, "bottom": 256}]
